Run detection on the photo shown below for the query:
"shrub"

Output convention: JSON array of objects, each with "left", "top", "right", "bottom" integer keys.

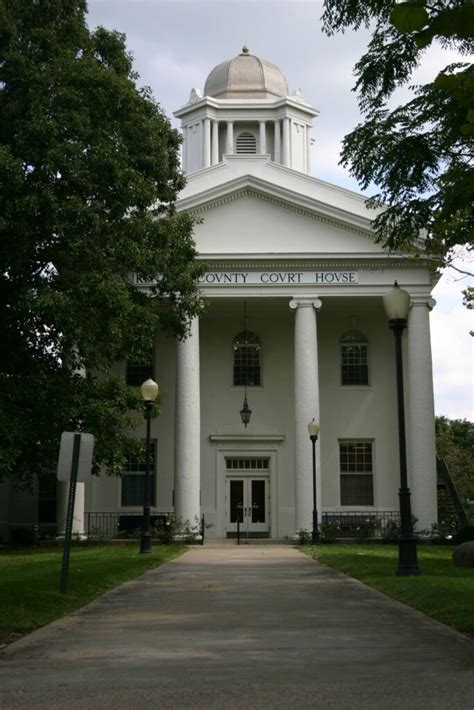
[
  {"left": 455, "top": 524, "right": 474, "bottom": 544},
  {"left": 381, "top": 519, "right": 400, "bottom": 544},
  {"left": 11, "top": 527, "right": 35, "bottom": 546},
  {"left": 320, "top": 522, "right": 339, "bottom": 543},
  {"left": 180, "top": 516, "right": 203, "bottom": 544},
  {"left": 87, "top": 526, "right": 108, "bottom": 542},
  {"left": 297, "top": 529, "right": 311, "bottom": 545},
  {"left": 154, "top": 515, "right": 179, "bottom": 544}
]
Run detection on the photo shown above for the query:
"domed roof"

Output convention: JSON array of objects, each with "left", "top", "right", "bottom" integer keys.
[{"left": 204, "top": 46, "right": 288, "bottom": 100}]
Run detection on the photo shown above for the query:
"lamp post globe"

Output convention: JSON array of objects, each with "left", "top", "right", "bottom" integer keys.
[
  {"left": 383, "top": 281, "right": 411, "bottom": 322},
  {"left": 383, "top": 283, "right": 420, "bottom": 576},
  {"left": 141, "top": 378, "right": 159, "bottom": 403},
  {"left": 307, "top": 419, "right": 320, "bottom": 544},
  {"left": 139, "top": 378, "right": 159, "bottom": 555}
]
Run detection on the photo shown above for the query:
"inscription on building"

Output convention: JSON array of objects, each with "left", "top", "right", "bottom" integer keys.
[
  {"left": 198, "top": 271, "right": 358, "bottom": 285},
  {"left": 134, "top": 271, "right": 359, "bottom": 286}
]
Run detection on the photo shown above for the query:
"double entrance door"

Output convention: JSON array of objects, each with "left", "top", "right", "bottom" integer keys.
[{"left": 226, "top": 476, "right": 269, "bottom": 538}]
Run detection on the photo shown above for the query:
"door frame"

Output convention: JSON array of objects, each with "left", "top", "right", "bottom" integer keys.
[
  {"left": 215, "top": 448, "right": 278, "bottom": 538},
  {"left": 226, "top": 475, "right": 270, "bottom": 537}
]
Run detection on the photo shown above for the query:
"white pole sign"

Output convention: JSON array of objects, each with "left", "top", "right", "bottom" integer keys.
[{"left": 57, "top": 432, "right": 94, "bottom": 482}]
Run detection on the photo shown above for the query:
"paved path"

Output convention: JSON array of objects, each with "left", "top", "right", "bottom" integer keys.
[{"left": 0, "top": 546, "right": 473, "bottom": 709}]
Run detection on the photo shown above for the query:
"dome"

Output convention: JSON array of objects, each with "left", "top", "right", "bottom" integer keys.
[{"left": 204, "top": 46, "right": 288, "bottom": 100}]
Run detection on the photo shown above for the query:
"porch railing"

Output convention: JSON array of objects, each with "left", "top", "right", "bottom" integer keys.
[
  {"left": 86, "top": 512, "right": 172, "bottom": 539},
  {"left": 321, "top": 511, "right": 400, "bottom": 539}
]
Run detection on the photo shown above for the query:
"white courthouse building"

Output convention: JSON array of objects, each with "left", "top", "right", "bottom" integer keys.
[{"left": 2, "top": 48, "right": 440, "bottom": 542}]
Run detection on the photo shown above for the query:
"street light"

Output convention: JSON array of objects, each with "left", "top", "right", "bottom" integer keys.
[
  {"left": 307, "top": 418, "right": 320, "bottom": 544},
  {"left": 139, "top": 377, "right": 159, "bottom": 554},
  {"left": 383, "top": 282, "right": 420, "bottom": 576}
]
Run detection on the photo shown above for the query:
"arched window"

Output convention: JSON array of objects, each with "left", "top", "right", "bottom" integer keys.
[
  {"left": 340, "top": 330, "right": 369, "bottom": 385},
  {"left": 236, "top": 132, "right": 257, "bottom": 154},
  {"left": 233, "top": 331, "right": 261, "bottom": 386}
]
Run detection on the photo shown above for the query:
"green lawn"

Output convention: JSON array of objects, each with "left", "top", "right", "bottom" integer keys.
[
  {"left": 304, "top": 544, "right": 474, "bottom": 636},
  {"left": 0, "top": 544, "right": 184, "bottom": 644}
]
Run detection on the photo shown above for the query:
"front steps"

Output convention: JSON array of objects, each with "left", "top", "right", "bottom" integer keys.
[{"left": 203, "top": 538, "right": 297, "bottom": 546}]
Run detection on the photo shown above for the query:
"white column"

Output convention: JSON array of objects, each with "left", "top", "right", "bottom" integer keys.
[
  {"left": 282, "top": 117, "right": 290, "bottom": 167},
  {"left": 407, "top": 298, "right": 438, "bottom": 530},
  {"left": 289, "top": 298, "right": 322, "bottom": 534},
  {"left": 274, "top": 120, "right": 281, "bottom": 163},
  {"left": 56, "top": 481, "right": 86, "bottom": 538},
  {"left": 203, "top": 118, "right": 211, "bottom": 168},
  {"left": 259, "top": 121, "right": 266, "bottom": 154},
  {"left": 211, "top": 120, "right": 219, "bottom": 165},
  {"left": 174, "top": 317, "right": 201, "bottom": 527},
  {"left": 181, "top": 127, "right": 187, "bottom": 174},
  {"left": 226, "top": 121, "right": 234, "bottom": 155},
  {"left": 305, "top": 125, "right": 311, "bottom": 175}
]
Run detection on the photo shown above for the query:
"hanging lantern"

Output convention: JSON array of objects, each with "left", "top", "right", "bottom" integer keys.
[
  {"left": 240, "top": 395, "right": 252, "bottom": 427},
  {"left": 240, "top": 301, "right": 252, "bottom": 427}
]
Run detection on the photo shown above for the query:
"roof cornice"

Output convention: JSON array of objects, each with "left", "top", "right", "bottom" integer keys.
[
  {"left": 174, "top": 95, "right": 319, "bottom": 118},
  {"left": 196, "top": 254, "right": 437, "bottom": 270}
]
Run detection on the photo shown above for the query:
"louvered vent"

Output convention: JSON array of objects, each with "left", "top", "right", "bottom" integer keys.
[{"left": 236, "top": 132, "right": 257, "bottom": 154}]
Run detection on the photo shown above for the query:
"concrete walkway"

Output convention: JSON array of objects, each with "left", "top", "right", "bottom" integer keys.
[{"left": 0, "top": 546, "right": 473, "bottom": 709}]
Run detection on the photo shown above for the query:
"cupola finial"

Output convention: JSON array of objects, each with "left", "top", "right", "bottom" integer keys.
[{"left": 241, "top": 45, "right": 250, "bottom": 55}]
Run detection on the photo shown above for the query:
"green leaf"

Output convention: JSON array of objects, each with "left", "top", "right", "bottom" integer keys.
[
  {"left": 390, "top": 3, "right": 429, "bottom": 33},
  {"left": 453, "top": 5, "right": 474, "bottom": 39},
  {"left": 414, "top": 28, "right": 433, "bottom": 49}
]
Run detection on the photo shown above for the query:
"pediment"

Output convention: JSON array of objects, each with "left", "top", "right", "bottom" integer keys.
[
  {"left": 179, "top": 183, "right": 387, "bottom": 257},
  {"left": 178, "top": 156, "right": 380, "bottom": 226}
]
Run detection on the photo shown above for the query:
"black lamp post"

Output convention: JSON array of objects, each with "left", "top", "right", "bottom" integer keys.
[
  {"left": 139, "top": 378, "right": 159, "bottom": 554},
  {"left": 383, "top": 282, "right": 420, "bottom": 576},
  {"left": 307, "top": 418, "right": 320, "bottom": 544}
]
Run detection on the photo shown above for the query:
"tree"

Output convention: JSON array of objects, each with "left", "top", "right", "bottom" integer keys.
[
  {"left": 0, "top": 0, "right": 204, "bottom": 486},
  {"left": 436, "top": 416, "right": 474, "bottom": 519},
  {"left": 321, "top": 1, "right": 474, "bottom": 271}
]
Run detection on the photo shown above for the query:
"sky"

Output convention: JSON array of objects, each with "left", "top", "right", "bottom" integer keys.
[{"left": 87, "top": 0, "right": 473, "bottom": 421}]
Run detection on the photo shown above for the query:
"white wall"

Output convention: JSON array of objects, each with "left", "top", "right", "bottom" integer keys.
[
  {"left": 318, "top": 299, "right": 400, "bottom": 512},
  {"left": 199, "top": 300, "right": 295, "bottom": 537}
]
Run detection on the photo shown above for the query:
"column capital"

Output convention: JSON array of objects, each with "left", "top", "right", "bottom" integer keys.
[
  {"left": 289, "top": 297, "right": 322, "bottom": 311},
  {"left": 410, "top": 297, "right": 436, "bottom": 311}
]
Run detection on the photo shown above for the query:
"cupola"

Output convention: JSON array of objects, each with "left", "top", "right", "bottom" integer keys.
[{"left": 174, "top": 47, "right": 319, "bottom": 176}]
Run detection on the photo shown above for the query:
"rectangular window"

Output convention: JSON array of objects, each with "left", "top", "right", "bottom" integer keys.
[
  {"left": 121, "top": 443, "right": 156, "bottom": 507},
  {"left": 339, "top": 441, "right": 374, "bottom": 506},
  {"left": 225, "top": 457, "right": 269, "bottom": 471},
  {"left": 38, "top": 477, "right": 57, "bottom": 523},
  {"left": 126, "top": 361, "right": 153, "bottom": 387},
  {"left": 341, "top": 344, "right": 368, "bottom": 385},
  {"left": 234, "top": 346, "right": 261, "bottom": 386}
]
